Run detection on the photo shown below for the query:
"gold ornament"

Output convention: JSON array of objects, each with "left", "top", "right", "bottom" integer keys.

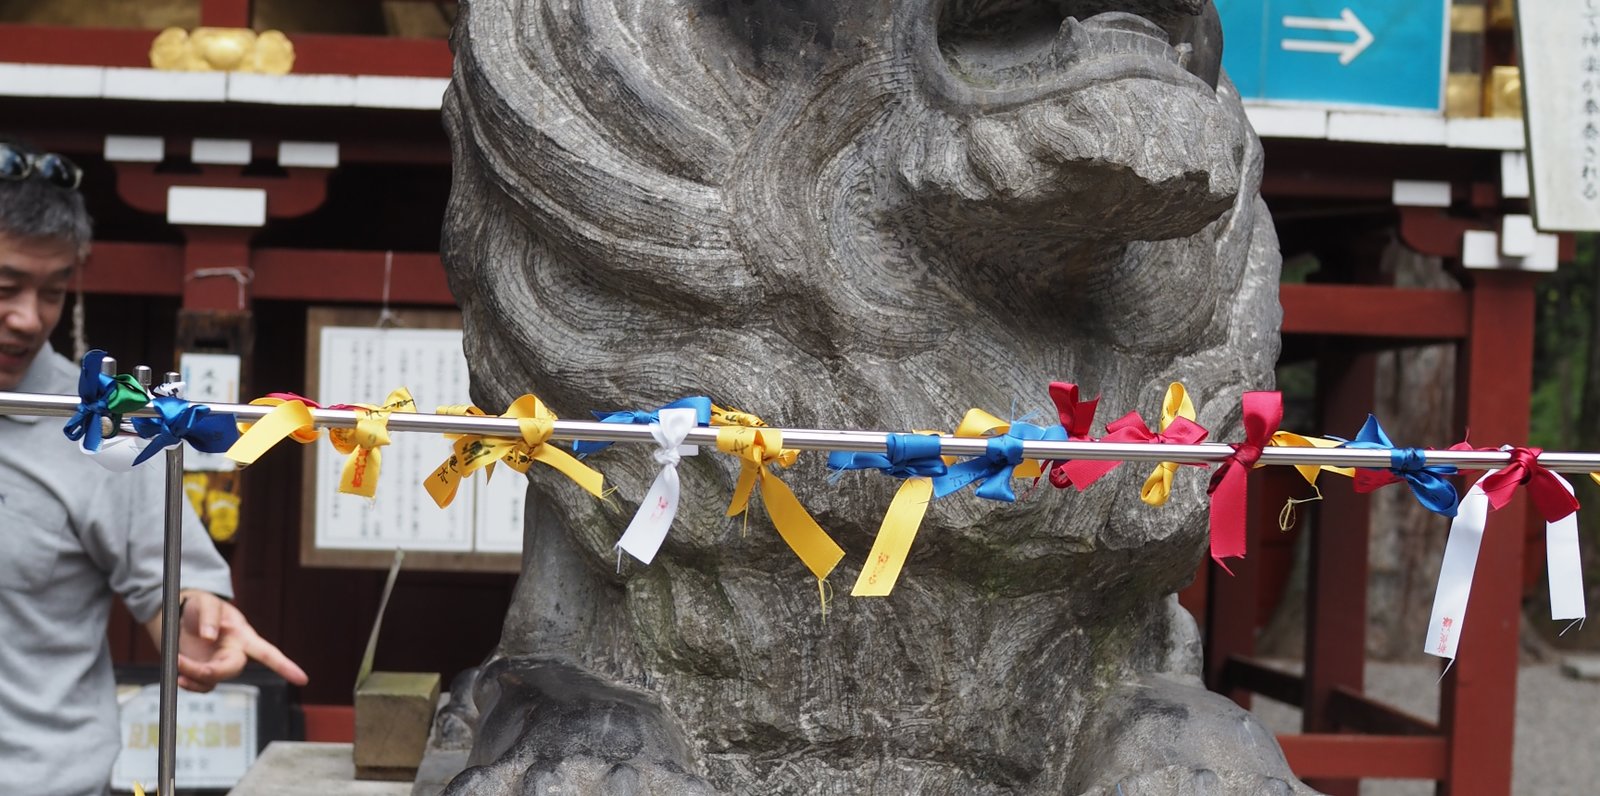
[{"left": 149, "top": 27, "right": 294, "bottom": 74}]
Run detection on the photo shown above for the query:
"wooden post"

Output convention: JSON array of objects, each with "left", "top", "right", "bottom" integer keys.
[
  {"left": 1438, "top": 269, "right": 1538, "bottom": 796},
  {"left": 1301, "top": 346, "right": 1376, "bottom": 796}
]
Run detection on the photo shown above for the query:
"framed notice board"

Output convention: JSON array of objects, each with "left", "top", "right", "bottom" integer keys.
[{"left": 300, "top": 307, "right": 523, "bottom": 572}]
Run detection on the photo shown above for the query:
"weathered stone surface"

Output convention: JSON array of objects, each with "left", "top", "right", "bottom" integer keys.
[{"left": 431, "top": 1, "right": 1310, "bottom": 793}]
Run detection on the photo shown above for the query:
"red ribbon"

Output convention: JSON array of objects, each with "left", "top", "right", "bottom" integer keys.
[
  {"left": 1054, "top": 410, "right": 1209, "bottom": 490},
  {"left": 1045, "top": 382, "right": 1101, "bottom": 488},
  {"left": 1205, "top": 391, "right": 1282, "bottom": 574},
  {"left": 1480, "top": 446, "right": 1580, "bottom": 522}
]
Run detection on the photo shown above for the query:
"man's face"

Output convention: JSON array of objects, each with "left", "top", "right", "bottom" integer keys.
[{"left": 0, "top": 234, "right": 75, "bottom": 390}]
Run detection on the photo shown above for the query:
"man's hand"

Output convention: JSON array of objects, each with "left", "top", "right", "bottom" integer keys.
[{"left": 143, "top": 590, "right": 309, "bottom": 693}]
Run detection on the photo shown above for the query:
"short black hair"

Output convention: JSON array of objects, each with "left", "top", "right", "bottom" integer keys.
[{"left": 0, "top": 141, "right": 92, "bottom": 260}]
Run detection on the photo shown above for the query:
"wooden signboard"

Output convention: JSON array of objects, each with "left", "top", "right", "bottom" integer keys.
[
  {"left": 1517, "top": 1, "right": 1600, "bottom": 232},
  {"left": 300, "top": 307, "right": 524, "bottom": 572}
]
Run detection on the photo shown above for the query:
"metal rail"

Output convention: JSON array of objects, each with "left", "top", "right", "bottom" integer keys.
[{"left": 5, "top": 389, "right": 1597, "bottom": 472}]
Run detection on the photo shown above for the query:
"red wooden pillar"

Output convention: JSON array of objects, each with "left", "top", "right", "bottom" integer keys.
[
  {"left": 1302, "top": 347, "right": 1376, "bottom": 796},
  {"left": 181, "top": 227, "right": 253, "bottom": 312},
  {"left": 1438, "top": 268, "right": 1538, "bottom": 796}
]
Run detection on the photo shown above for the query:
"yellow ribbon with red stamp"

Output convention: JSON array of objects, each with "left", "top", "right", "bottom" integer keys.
[
  {"left": 426, "top": 395, "right": 604, "bottom": 508},
  {"left": 326, "top": 388, "right": 415, "bottom": 498}
]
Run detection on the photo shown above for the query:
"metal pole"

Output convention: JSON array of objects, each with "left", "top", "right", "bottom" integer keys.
[
  {"left": 156, "top": 371, "right": 183, "bottom": 796},
  {"left": 4, "top": 388, "right": 1600, "bottom": 473}
]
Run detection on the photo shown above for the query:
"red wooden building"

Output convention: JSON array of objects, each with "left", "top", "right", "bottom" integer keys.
[{"left": 0, "top": 1, "right": 1567, "bottom": 793}]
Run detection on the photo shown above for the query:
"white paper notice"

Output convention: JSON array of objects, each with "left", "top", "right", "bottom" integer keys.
[
  {"left": 311, "top": 326, "right": 527, "bottom": 554},
  {"left": 180, "top": 353, "right": 242, "bottom": 472}
]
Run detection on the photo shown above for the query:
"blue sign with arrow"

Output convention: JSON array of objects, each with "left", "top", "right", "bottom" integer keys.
[{"left": 1216, "top": 1, "right": 1450, "bottom": 112}]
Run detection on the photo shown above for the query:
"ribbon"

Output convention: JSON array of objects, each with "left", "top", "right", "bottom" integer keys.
[
  {"left": 828, "top": 434, "right": 948, "bottom": 596},
  {"left": 62, "top": 349, "right": 149, "bottom": 452},
  {"left": 1425, "top": 469, "right": 1586, "bottom": 660},
  {"left": 129, "top": 396, "right": 241, "bottom": 465},
  {"left": 425, "top": 394, "right": 605, "bottom": 508},
  {"left": 711, "top": 404, "right": 771, "bottom": 429},
  {"left": 1337, "top": 415, "right": 1461, "bottom": 516},
  {"left": 324, "top": 388, "right": 415, "bottom": 498},
  {"left": 931, "top": 409, "right": 1064, "bottom": 502},
  {"left": 1044, "top": 382, "right": 1106, "bottom": 489},
  {"left": 226, "top": 393, "right": 326, "bottom": 465},
  {"left": 1052, "top": 383, "right": 1209, "bottom": 500},
  {"left": 1205, "top": 391, "right": 1282, "bottom": 573},
  {"left": 718, "top": 426, "right": 844, "bottom": 586},
  {"left": 1478, "top": 446, "right": 1580, "bottom": 522},
  {"left": 571, "top": 396, "right": 712, "bottom": 457},
  {"left": 614, "top": 407, "right": 702, "bottom": 565}
]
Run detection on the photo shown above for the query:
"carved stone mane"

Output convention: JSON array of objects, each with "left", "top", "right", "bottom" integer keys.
[{"left": 429, "top": 1, "right": 1309, "bottom": 793}]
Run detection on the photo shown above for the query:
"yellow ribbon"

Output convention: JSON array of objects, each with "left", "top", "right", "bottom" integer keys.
[
  {"left": 711, "top": 403, "right": 770, "bottom": 429},
  {"left": 717, "top": 426, "right": 844, "bottom": 587},
  {"left": 226, "top": 396, "right": 321, "bottom": 464},
  {"left": 851, "top": 476, "right": 934, "bottom": 597},
  {"left": 327, "top": 388, "right": 415, "bottom": 498},
  {"left": 1265, "top": 431, "right": 1355, "bottom": 483},
  {"left": 425, "top": 395, "right": 605, "bottom": 508},
  {"left": 1590, "top": 473, "right": 1599, "bottom": 489},
  {"left": 1141, "top": 383, "right": 1198, "bottom": 506},
  {"left": 945, "top": 409, "right": 1047, "bottom": 478}
]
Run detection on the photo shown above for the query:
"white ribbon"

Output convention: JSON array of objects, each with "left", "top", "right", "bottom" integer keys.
[
  {"left": 614, "top": 407, "right": 698, "bottom": 566},
  {"left": 1425, "top": 469, "right": 1586, "bottom": 660},
  {"left": 78, "top": 434, "right": 153, "bottom": 471}
]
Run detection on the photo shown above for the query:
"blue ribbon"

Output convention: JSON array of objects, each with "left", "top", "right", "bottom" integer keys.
[
  {"left": 930, "top": 423, "right": 1065, "bottom": 502},
  {"left": 571, "top": 396, "right": 713, "bottom": 457},
  {"left": 62, "top": 349, "right": 146, "bottom": 452},
  {"left": 130, "top": 396, "right": 242, "bottom": 465},
  {"left": 1340, "top": 414, "right": 1460, "bottom": 517},
  {"left": 827, "top": 433, "right": 948, "bottom": 479}
]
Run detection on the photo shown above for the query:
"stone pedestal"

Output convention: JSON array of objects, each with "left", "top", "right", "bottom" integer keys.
[{"left": 228, "top": 742, "right": 412, "bottom": 795}]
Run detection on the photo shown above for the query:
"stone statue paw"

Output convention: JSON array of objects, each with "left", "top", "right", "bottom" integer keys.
[
  {"left": 1072, "top": 675, "right": 1318, "bottom": 796},
  {"left": 1084, "top": 766, "right": 1307, "bottom": 796},
  {"left": 437, "top": 656, "right": 717, "bottom": 796}
]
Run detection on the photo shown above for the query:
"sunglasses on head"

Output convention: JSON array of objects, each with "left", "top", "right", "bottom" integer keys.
[{"left": 0, "top": 143, "right": 82, "bottom": 190}]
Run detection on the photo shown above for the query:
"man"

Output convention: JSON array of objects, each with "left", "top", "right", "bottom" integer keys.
[{"left": 0, "top": 140, "right": 307, "bottom": 794}]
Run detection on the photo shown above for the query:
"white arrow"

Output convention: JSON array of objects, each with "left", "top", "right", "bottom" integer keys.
[{"left": 1281, "top": 8, "right": 1375, "bottom": 66}]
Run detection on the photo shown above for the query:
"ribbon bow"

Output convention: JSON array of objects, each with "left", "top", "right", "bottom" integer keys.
[
  {"left": 1205, "top": 391, "right": 1282, "bottom": 573},
  {"left": 227, "top": 393, "right": 332, "bottom": 466},
  {"left": 129, "top": 396, "right": 241, "bottom": 465},
  {"left": 63, "top": 349, "right": 149, "bottom": 452},
  {"left": 1426, "top": 461, "right": 1585, "bottom": 661},
  {"left": 426, "top": 395, "right": 605, "bottom": 508},
  {"left": 1479, "top": 446, "right": 1580, "bottom": 522},
  {"left": 326, "top": 388, "right": 415, "bottom": 498},
  {"left": 718, "top": 426, "right": 844, "bottom": 588},
  {"left": 571, "top": 396, "right": 712, "bottom": 457},
  {"left": 931, "top": 409, "right": 1063, "bottom": 502},
  {"left": 1044, "top": 382, "right": 1102, "bottom": 488},
  {"left": 1053, "top": 383, "right": 1209, "bottom": 501},
  {"left": 614, "top": 407, "right": 703, "bottom": 565},
  {"left": 829, "top": 434, "right": 948, "bottom": 596},
  {"left": 1338, "top": 415, "right": 1461, "bottom": 516}
]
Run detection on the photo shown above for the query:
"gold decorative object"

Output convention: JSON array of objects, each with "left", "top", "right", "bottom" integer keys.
[
  {"left": 1486, "top": 66, "right": 1523, "bottom": 118},
  {"left": 1447, "top": 73, "right": 1484, "bottom": 118},
  {"left": 1450, "top": 5, "right": 1487, "bottom": 35},
  {"left": 149, "top": 27, "right": 294, "bottom": 74},
  {"left": 1489, "top": 0, "right": 1516, "bottom": 31}
]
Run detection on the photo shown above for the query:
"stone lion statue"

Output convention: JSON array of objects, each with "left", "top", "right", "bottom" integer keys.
[{"left": 423, "top": 1, "right": 1310, "bottom": 793}]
